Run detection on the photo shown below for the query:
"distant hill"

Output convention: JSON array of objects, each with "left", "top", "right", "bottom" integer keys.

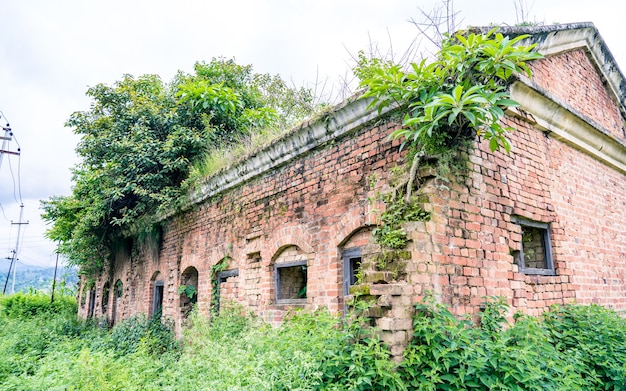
[{"left": 0, "top": 262, "right": 78, "bottom": 294}]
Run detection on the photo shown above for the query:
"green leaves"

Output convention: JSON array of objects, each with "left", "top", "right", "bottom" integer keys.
[
  {"left": 355, "top": 28, "right": 543, "bottom": 156},
  {"left": 399, "top": 297, "right": 626, "bottom": 391},
  {"left": 42, "top": 58, "right": 316, "bottom": 274}
]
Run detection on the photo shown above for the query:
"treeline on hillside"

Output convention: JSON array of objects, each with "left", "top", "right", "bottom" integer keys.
[
  {"left": 0, "top": 265, "right": 77, "bottom": 293},
  {"left": 1, "top": 292, "right": 625, "bottom": 390}
]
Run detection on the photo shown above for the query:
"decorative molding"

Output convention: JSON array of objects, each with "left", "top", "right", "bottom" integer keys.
[{"left": 511, "top": 80, "right": 626, "bottom": 174}]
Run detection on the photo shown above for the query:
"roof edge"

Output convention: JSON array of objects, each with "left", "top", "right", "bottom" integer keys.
[{"left": 475, "top": 22, "right": 626, "bottom": 119}]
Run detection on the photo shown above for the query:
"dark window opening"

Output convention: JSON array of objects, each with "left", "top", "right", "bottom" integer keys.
[
  {"left": 215, "top": 269, "right": 239, "bottom": 311},
  {"left": 114, "top": 280, "right": 123, "bottom": 298},
  {"left": 101, "top": 282, "right": 110, "bottom": 314},
  {"left": 342, "top": 248, "right": 362, "bottom": 296},
  {"left": 275, "top": 261, "right": 307, "bottom": 303},
  {"left": 80, "top": 288, "right": 86, "bottom": 308},
  {"left": 247, "top": 252, "right": 261, "bottom": 264},
  {"left": 152, "top": 280, "right": 164, "bottom": 319},
  {"left": 88, "top": 289, "right": 96, "bottom": 318},
  {"left": 512, "top": 217, "right": 555, "bottom": 275},
  {"left": 112, "top": 280, "right": 123, "bottom": 326}
]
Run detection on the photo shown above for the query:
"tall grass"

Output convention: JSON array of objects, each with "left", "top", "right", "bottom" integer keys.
[
  {"left": 1, "top": 293, "right": 626, "bottom": 390},
  {"left": 183, "top": 103, "right": 334, "bottom": 191}
]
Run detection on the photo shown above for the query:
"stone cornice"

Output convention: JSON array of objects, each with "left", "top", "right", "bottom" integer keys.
[
  {"left": 492, "top": 23, "right": 626, "bottom": 120},
  {"left": 511, "top": 80, "right": 626, "bottom": 174}
]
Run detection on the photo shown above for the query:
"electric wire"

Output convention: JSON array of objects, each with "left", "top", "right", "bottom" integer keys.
[
  {"left": 0, "top": 110, "right": 27, "bottom": 282},
  {"left": 0, "top": 110, "right": 23, "bottom": 205},
  {"left": 8, "top": 127, "right": 23, "bottom": 204},
  {"left": 7, "top": 155, "right": 20, "bottom": 204}
]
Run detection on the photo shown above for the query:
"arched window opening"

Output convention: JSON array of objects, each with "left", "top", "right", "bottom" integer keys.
[
  {"left": 101, "top": 281, "right": 110, "bottom": 316},
  {"left": 273, "top": 245, "right": 308, "bottom": 304},
  {"left": 111, "top": 279, "right": 123, "bottom": 326},
  {"left": 150, "top": 272, "right": 164, "bottom": 319},
  {"left": 180, "top": 266, "right": 199, "bottom": 319}
]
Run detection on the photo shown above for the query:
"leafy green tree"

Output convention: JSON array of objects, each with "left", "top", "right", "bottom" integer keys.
[{"left": 41, "top": 58, "right": 315, "bottom": 276}]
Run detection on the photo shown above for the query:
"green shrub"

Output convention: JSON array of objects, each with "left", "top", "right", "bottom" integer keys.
[
  {"left": 96, "top": 313, "right": 180, "bottom": 357},
  {"left": 3, "top": 292, "right": 626, "bottom": 390},
  {"left": 178, "top": 305, "right": 404, "bottom": 390},
  {"left": 398, "top": 296, "right": 589, "bottom": 390},
  {"left": 0, "top": 292, "right": 77, "bottom": 319},
  {"left": 542, "top": 303, "right": 626, "bottom": 390}
]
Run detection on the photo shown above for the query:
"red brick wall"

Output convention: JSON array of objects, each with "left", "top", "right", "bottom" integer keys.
[
  {"left": 77, "top": 45, "right": 626, "bottom": 336},
  {"left": 529, "top": 49, "right": 626, "bottom": 142},
  {"left": 77, "top": 116, "right": 407, "bottom": 330}
]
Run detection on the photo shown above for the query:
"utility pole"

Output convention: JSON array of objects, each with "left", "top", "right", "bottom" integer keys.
[
  {"left": 0, "top": 112, "right": 24, "bottom": 294},
  {"left": 3, "top": 204, "right": 28, "bottom": 294},
  {"left": 51, "top": 251, "right": 59, "bottom": 303},
  {"left": 3, "top": 252, "right": 15, "bottom": 294},
  {"left": 0, "top": 112, "right": 23, "bottom": 294},
  {"left": 0, "top": 121, "right": 19, "bottom": 172}
]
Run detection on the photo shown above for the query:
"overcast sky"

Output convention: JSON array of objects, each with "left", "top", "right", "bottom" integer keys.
[{"left": 0, "top": 0, "right": 624, "bottom": 269}]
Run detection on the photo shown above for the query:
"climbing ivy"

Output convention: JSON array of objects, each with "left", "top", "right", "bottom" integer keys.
[{"left": 373, "top": 193, "right": 430, "bottom": 249}]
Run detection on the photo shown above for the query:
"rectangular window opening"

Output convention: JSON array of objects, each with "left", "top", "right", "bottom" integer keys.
[
  {"left": 215, "top": 269, "right": 239, "bottom": 312},
  {"left": 152, "top": 280, "right": 164, "bottom": 318},
  {"left": 275, "top": 261, "right": 307, "bottom": 303},
  {"left": 88, "top": 289, "right": 96, "bottom": 318},
  {"left": 512, "top": 217, "right": 555, "bottom": 276},
  {"left": 342, "top": 247, "right": 362, "bottom": 296}
]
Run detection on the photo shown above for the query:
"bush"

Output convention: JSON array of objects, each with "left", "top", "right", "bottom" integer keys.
[
  {"left": 96, "top": 313, "right": 180, "bottom": 357},
  {"left": 542, "top": 303, "right": 626, "bottom": 390},
  {"left": 2, "top": 292, "right": 626, "bottom": 390},
  {"left": 398, "top": 296, "right": 626, "bottom": 391},
  {"left": 0, "top": 292, "right": 77, "bottom": 319},
  {"left": 0, "top": 293, "right": 97, "bottom": 386},
  {"left": 176, "top": 304, "right": 404, "bottom": 390}
]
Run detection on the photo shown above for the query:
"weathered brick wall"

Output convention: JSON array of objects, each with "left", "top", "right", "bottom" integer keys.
[
  {"left": 77, "top": 27, "right": 626, "bottom": 353},
  {"left": 77, "top": 102, "right": 409, "bottom": 331},
  {"left": 528, "top": 49, "right": 626, "bottom": 142}
]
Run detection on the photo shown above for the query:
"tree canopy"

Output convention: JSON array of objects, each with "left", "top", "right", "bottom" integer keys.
[{"left": 41, "top": 58, "right": 316, "bottom": 275}]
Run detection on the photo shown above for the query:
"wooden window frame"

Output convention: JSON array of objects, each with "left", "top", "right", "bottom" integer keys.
[{"left": 512, "top": 216, "right": 555, "bottom": 276}]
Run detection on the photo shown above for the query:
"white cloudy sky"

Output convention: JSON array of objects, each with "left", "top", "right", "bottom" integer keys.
[{"left": 0, "top": 0, "right": 624, "bottom": 268}]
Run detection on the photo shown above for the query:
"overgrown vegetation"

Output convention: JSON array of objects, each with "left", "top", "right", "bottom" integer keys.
[
  {"left": 40, "top": 58, "right": 318, "bottom": 277},
  {"left": 373, "top": 192, "right": 430, "bottom": 249},
  {"left": 355, "top": 28, "right": 542, "bottom": 218},
  {"left": 397, "top": 296, "right": 623, "bottom": 390},
  {"left": 2, "top": 292, "right": 625, "bottom": 390},
  {"left": 360, "top": 28, "right": 541, "bottom": 251},
  {"left": 355, "top": 28, "right": 541, "bottom": 156}
]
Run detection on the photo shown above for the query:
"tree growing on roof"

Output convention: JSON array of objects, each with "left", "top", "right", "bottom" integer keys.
[{"left": 354, "top": 28, "right": 542, "bottom": 199}]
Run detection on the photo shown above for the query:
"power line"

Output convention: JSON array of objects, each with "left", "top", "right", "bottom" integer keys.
[
  {"left": 0, "top": 110, "right": 23, "bottom": 205},
  {"left": 0, "top": 111, "right": 27, "bottom": 293}
]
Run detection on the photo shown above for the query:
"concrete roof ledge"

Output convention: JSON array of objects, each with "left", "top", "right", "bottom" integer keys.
[
  {"left": 486, "top": 22, "right": 626, "bottom": 118},
  {"left": 511, "top": 81, "right": 626, "bottom": 174}
]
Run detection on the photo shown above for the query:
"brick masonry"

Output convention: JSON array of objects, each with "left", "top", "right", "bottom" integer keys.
[{"left": 78, "top": 24, "right": 626, "bottom": 357}]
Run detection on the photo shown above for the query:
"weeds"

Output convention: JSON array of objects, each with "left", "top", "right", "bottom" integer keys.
[{"left": 1, "top": 292, "right": 626, "bottom": 390}]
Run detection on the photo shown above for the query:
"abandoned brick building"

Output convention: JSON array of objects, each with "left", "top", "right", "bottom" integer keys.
[{"left": 78, "top": 23, "right": 626, "bottom": 355}]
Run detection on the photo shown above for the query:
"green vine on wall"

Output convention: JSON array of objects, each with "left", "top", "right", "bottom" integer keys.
[{"left": 373, "top": 193, "right": 430, "bottom": 249}]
